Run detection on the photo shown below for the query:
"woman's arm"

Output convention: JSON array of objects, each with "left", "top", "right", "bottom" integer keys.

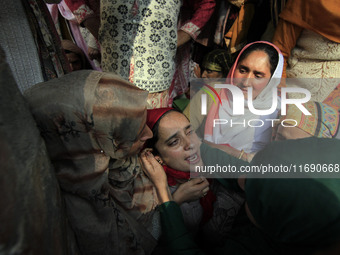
[
  {"left": 140, "top": 150, "right": 206, "bottom": 255},
  {"left": 199, "top": 142, "right": 250, "bottom": 191},
  {"left": 178, "top": 0, "right": 216, "bottom": 47},
  {"left": 203, "top": 140, "right": 254, "bottom": 162},
  {"left": 140, "top": 150, "right": 171, "bottom": 203},
  {"left": 140, "top": 150, "right": 210, "bottom": 204},
  {"left": 183, "top": 87, "right": 217, "bottom": 136}
]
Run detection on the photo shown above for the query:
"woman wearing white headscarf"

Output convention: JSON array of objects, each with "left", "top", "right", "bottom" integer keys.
[{"left": 185, "top": 41, "right": 284, "bottom": 157}]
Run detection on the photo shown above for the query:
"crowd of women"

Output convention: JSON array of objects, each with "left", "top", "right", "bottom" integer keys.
[{"left": 1, "top": 0, "right": 340, "bottom": 254}]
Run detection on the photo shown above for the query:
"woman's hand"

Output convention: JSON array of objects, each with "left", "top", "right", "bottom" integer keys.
[
  {"left": 194, "top": 64, "right": 202, "bottom": 78},
  {"left": 88, "top": 47, "right": 101, "bottom": 61},
  {"left": 177, "top": 30, "right": 192, "bottom": 47},
  {"left": 173, "top": 177, "right": 209, "bottom": 205},
  {"left": 140, "top": 149, "right": 171, "bottom": 203}
]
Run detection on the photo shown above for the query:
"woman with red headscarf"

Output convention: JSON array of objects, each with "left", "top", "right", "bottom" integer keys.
[
  {"left": 145, "top": 107, "right": 246, "bottom": 246},
  {"left": 142, "top": 137, "right": 340, "bottom": 255}
]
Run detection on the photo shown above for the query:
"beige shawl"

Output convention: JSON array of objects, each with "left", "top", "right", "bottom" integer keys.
[{"left": 24, "top": 70, "right": 159, "bottom": 255}]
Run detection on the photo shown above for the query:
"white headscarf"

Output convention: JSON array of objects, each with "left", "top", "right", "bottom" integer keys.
[{"left": 205, "top": 41, "right": 284, "bottom": 152}]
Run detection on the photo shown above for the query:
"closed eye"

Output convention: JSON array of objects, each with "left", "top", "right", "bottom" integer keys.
[
  {"left": 254, "top": 71, "right": 266, "bottom": 79},
  {"left": 186, "top": 128, "right": 194, "bottom": 136},
  {"left": 168, "top": 138, "right": 179, "bottom": 146}
]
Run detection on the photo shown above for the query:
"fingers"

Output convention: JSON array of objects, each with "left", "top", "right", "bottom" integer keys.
[
  {"left": 185, "top": 178, "right": 209, "bottom": 191},
  {"left": 140, "top": 150, "right": 151, "bottom": 170},
  {"left": 194, "top": 65, "right": 201, "bottom": 78},
  {"left": 140, "top": 150, "right": 158, "bottom": 179},
  {"left": 142, "top": 148, "right": 153, "bottom": 153},
  {"left": 192, "top": 178, "right": 209, "bottom": 198},
  {"left": 140, "top": 149, "right": 158, "bottom": 168},
  {"left": 197, "top": 181, "right": 209, "bottom": 192},
  {"left": 202, "top": 187, "right": 209, "bottom": 194},
  {"left": 190, "top": 177, "right": 209, "bottom": 189},
  {"left": 188, "top": 177, "right": 210, "bottom": 197},
  {"left": 189, "top": 177, "right": 207, "bottom": 185},
  {"left": 140, "top": 150, "right": 168, "bottom": 188}
]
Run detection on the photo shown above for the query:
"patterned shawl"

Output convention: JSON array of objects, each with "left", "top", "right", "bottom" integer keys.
[
  {"left": 274, "top": 101, "right": 340, "bottom": 138},
  {"left": 24, "top": 70, "right": 159, "bottom": 255}
]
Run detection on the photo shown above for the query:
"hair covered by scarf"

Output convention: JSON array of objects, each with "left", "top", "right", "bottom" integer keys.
[
  {"left": 146, "top": 107, "right": 216, "bottom": 224},
  {"left": 24, "top": 70, "right": 159, "bottom": 254},
  {"left": 274, "top": 101, "right": 340, "bottom": 138},
  {"left": 201, "top": 49, "right": 233, "bottom": 76},
  {"left": 204, "top": 41, "right": 284, "bottom": 152}
]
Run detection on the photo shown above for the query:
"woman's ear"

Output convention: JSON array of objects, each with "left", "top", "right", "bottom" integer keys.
[{"left": 154, "top": 155, "right": 164, "bottom": 165}]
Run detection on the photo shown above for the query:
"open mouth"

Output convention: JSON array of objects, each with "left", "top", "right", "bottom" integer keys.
[{"left": 185, "top": 153, "right": 201, "bottom": 164}]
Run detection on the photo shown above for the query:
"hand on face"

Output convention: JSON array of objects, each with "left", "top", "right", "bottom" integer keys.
[
  {"left": 194, "top": 64, "right": 202, "bottom": 78},
  {"left": 140, "top": 149, "right": 172, "bottom": 204},
  {"left": 173, "top": 177, "right": 209, "bottom": 205},
  {"left": 140, "top": 149, "right": 167, "bottom": 188}
]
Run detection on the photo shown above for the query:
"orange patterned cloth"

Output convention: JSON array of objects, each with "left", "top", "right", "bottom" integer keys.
[
  {"left": 323, "top": 83, "right": 340, "bottom": 111},
  {"left": 273, "top": 0, "right": 340, "bottom": 79},
  {"left": 279, "top": 0, "right": 340, "bottom": 44}
]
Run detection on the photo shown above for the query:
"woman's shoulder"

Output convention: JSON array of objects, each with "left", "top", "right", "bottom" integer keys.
[{"left": 183, "top": 86, "right": 222, "bottom": 130}]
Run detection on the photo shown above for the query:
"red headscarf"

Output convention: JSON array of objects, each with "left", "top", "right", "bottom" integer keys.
[{"left": 146, "top": 107, "right": 174, "bottom": 130}]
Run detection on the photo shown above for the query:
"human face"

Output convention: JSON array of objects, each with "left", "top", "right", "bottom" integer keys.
[
  {"left": 126, "top": 112, "right": 153, "bottom": 156},
  {"left": 233, "top": 50, "right": 271, "bottom": 100},
  {"left": 201, "top": 69, "right": 223, "bottom": 79},
  {"left": 274, "top": 125, "right": 312, "bottom": 141},
  {"left": 155, "top": 111, "right": 203, "bottom": 172}
]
